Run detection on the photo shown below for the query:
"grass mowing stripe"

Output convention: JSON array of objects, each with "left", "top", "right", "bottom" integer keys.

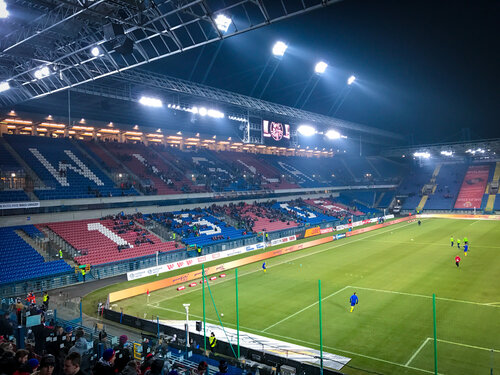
[
  {"left": 148, "top": 304, "right": 438, "bottom": 375},
  {"left": 405, "top": 338, "right": 430, "bottom": 366},
  {"left": 350, "top": 285, "right": 500, "bottom": 308},
  {"left": 262, "top": 286, "right": 349, "bottom": 332},
  {"left": 150, "top": 221, "right": 415, "bottom": 306},
  {"left": 433, "top": 338, "right": 500, "bottom": 352}
]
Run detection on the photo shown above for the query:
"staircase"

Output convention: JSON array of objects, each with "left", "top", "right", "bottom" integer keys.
[
  {"left": 95, "top": 142, "right": 144, "bottom": 195},
  {"left": 416, "top": 163, "right": 442, "bottom": 211},
  {"left": 15, "top": 229, "right": 52, "bottom": 261},
  {"left": 40, "top": 226, "right": 79, "bottom": 260},
  {"left": 0, "top": 137, "right": 46, "bottom": 188},
  {"left": 485, "top": 162, "right": 500, "bottom": 212}
]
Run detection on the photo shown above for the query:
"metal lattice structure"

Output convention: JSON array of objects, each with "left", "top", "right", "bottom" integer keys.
[
  {"left": 66, "top": 68, "right": 403, "bottom": 140},
  {"left": 0, "top": 0, "right": 344, "bottom": 106}
]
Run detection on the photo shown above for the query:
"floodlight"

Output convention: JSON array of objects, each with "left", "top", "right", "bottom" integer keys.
[
  {"left": 139, "top": 96, "right": 163, "bottom": 107},
  {"left": 214, "top": 14, "right": 231, "bottom": 32},
  {"left": 0, "top": 81, "right": 10, "bottom": 92},
  {"left": 199, "top": 107, "right": 207, "bottom": 116},
  {"left": 207, "top": 109, "right": 224, "bottom": 118},
  {"left": 91, "top": 47, "right": 100, "bottom": 57},
  {"left": 347, "top": 75, "right": 356, "bottom": 85},
  {"left": 440, "top": 150, "right": 453, "bottom": 156},
  {"left": 34, "top": 66, "right": 50, "bottom": 79},
  {"left": 315, "top": 61, "right": 328, "bottom": 74},
  {"left": 297, "top": 125, "right": 316, "bottom": 136},
  {"left": 414, "top": 152, "right": 430, "bottom": 159},
  {"left": 325, "top": 129, "right": 341, "bottom": 139},
  {"left": 0, "top": 0, "right": 9, "bottom": 18},
  {"left": 272, "top": 41, "right": 288, "bottom": 57},
  {"left": 191, "top": 107, "right": 199, "bottom": 114}
]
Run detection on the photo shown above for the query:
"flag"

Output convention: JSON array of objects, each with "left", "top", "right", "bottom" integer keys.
[{"left": 146, "top": 289, "right": 150, "bottom": 296}]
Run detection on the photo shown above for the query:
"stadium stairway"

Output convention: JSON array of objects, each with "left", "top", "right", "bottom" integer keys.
[
  {"left": 92, "top": 141, "right": 145, "bottom": 195},
  {"left": 416, "top": 163, "right": 442, "bottom": 211},
  {"left": 71, "top": 139, "right": 118, "bottom": 186},
  {"left": 485, "top": 161, "right": 500, "bottom": 212},
  {"left": 0, "top": 136, "right": 46, "bottom": 189}
]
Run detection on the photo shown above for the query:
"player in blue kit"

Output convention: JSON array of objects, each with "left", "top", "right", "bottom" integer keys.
[
  {"left": 262, "top": 262, "right": 267, "bottom": 273},
  {"left": 463, "top": 243, "right": 468, "bottom": 256},
  {"left": 350, "top": 292, "right": 358, "bottom": 312}
]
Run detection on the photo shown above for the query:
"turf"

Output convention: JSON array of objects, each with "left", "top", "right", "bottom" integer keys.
[{"left": 93, "top": 219, "right": 500, "bottom": 375}]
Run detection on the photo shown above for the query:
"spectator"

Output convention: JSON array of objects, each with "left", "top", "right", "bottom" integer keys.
[
  {"left": 215, "top": 360, "right": 228, "bottom": 375},
  {"left": 63, "top": 353, "right": 83, "bottom": 375},
  {"left": 92, "top": 349, "right": 115, "bottom": 375},
  {"left": 0, "top": 312, "right": 13, "bottom": 338},
  {"left": 191, "top": 361, "right": 207, "bottom": 375},
  {"left": 113, "top": 335, "right": 130, "bottom": 373},
  {"left": 68, "top": 329, "right": 89, "bottom": 357},
  {"left": 121, "top": 360, "right": 139, "bottom": 375},
  {"left": 145, "top": 359, "right": 164, "bottom": 375},
  {"left": 33, "top": 354, "right": 56, "bottom": 375}
]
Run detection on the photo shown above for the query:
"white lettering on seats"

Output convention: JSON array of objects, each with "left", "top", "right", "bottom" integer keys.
[
  {"left": 277, "top": 161, "right": 314, "bottom": 182},
  {"left": 279, "top": 203, "right": 317, "bottom": 219},
  {"left": 87, "top": 222, "right": 133, "bottom": 247},
  {"left": 173, "top": 217, "right": 221, "bottom": 235},
  {"left": 29, "top": 148, "right": 104, "bottom": 186}
]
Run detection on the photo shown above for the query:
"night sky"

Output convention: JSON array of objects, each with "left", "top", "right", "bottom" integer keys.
[
  {"left": 146, "top": 0, "right": 499, "bottom": 144},
  {"left": 13, "top": 0, "right": 500, "bottom": 146}
]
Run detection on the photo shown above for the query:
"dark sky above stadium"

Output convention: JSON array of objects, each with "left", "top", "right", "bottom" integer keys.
[
  {"left": 15, "top": 0, "right": 499, "bottom": 146},
  {"left": 145, "top": 0, "right": 499, "bottom": 144}
]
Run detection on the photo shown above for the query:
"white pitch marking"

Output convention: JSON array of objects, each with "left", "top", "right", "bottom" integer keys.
[
  {"left": 262, "top": 286, "right": 349, "bottom": 332},
  {"left": 432, "top": 338, "right": 500, "bottom": 353},
  {"left": 148, "top": 221, "right": 415, "bottom": 306},
  {"left": 350, "top": 286, "right": 500, "bottom": 308},
  {"left": 405, "top": 338, "right": 430, "bottom": 366},
  {"left": 147, "top": 304, "right": 439, "bottom": 375}
]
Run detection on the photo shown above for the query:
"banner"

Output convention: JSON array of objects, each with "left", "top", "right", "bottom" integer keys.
[
  {"left": 304, "top": 226, "right": 321, "bottom": 238},
  {"left": 127, "top": 241, "right": 265, "bottom": 281},
  {"left": 0, "top": 201, "right": 40, "bottom": 209},
  {"left": 112, "top": 236, "right": 333, "bottom": 302},
  {"left": 418, "top": 213, "right": 500, "bottom": 221},
  {"left": 346, "top": 216, "right": 411, "bottom": 237},
  {"left": 454, "top": 165, "right": 490, "bottom": 209},
  {"left": 320, "top": 227, "right": 334, "bottom": 234},
  {"left": 270, "top": 235, "right": 297, "bottom": 247}
]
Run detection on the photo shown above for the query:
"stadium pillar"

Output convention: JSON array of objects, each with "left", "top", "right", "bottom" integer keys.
[
  {"left": 319, "top": 280, "right": 323, "bottom": 375},
  {"left": 202, "top": 264, "right": 206, "bottom": 353},
  {"left": 433, "top": 293, "right": 438, "bottom": 375},
  {"left": 236, "top": 268, "right": 240, "bottom": 358}
]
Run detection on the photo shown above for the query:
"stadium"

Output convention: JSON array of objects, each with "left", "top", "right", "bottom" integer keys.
[{"left": 0, "top": 1, "right": 498, "bottom": 375}]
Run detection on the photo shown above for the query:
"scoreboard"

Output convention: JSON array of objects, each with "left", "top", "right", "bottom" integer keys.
[{"left": 262, "top": 119, "right": 291, "bottom": 146}]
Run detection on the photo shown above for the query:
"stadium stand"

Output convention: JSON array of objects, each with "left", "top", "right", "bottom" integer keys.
[
  {"left": 46, "top": 216, "right": 178, "bottom": 265},
  {"left": 211, "top": 202, "right": 300, "bottom": 233},
  {"left": 377, "top": 191, "right": 396, "bottom": 208},
  {"left": 4, "top": 135, "right": 137, "bottom": 199},
  {"left": 0, "top": 225, "right": 71, "bottom": 284},
  {"left": 425, "top": 163, "right": 468, "bottom": 210},
  {"left": 397, "top": 163, "right": 436, "bottom": 210},
  {"left": 271, "top": 200, "right": 336, "bottom": 225},
  {"left": 150, "top": 209, "right": 253, "bottom": 247}
]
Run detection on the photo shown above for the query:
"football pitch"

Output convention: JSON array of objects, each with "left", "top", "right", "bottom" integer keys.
[{"left": 99, "top": 218, "right": 500, "bottom": 375}]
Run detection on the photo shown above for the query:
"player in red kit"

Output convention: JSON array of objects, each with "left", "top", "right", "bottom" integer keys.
[{"left": 455, "top": 255, "right": 461, "bottom": 268}]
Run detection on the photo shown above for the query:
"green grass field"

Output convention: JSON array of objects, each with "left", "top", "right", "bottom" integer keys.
[{"left": 91, "top": 218, "right": 500, "bottom": 375}]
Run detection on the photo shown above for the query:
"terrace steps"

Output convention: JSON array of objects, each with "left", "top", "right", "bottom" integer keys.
[{"left": 485, "top": 162, "right": 500, "bottom": 212}]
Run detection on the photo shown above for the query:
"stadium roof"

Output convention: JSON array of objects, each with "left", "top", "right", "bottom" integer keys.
[{"left": 0, "top": 0, "right": 498, "bottom": 145}]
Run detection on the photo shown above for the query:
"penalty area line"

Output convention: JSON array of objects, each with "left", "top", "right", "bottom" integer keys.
[{"left": 405, "top": 338, "right": 430, "bottom": 366}]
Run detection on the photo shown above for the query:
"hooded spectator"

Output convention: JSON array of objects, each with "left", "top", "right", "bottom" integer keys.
[
  {"left": 68, "top": 329, "right": 89, "bottom": 357},
  {"left": 145, "top": 359, "right": 164, "bottom": 375},
  {"left": 120, "top": 360, "right": 139, "bottom": 375},
  {"left": 92, "top": 349, "right": 115, "bottom": 375}
]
